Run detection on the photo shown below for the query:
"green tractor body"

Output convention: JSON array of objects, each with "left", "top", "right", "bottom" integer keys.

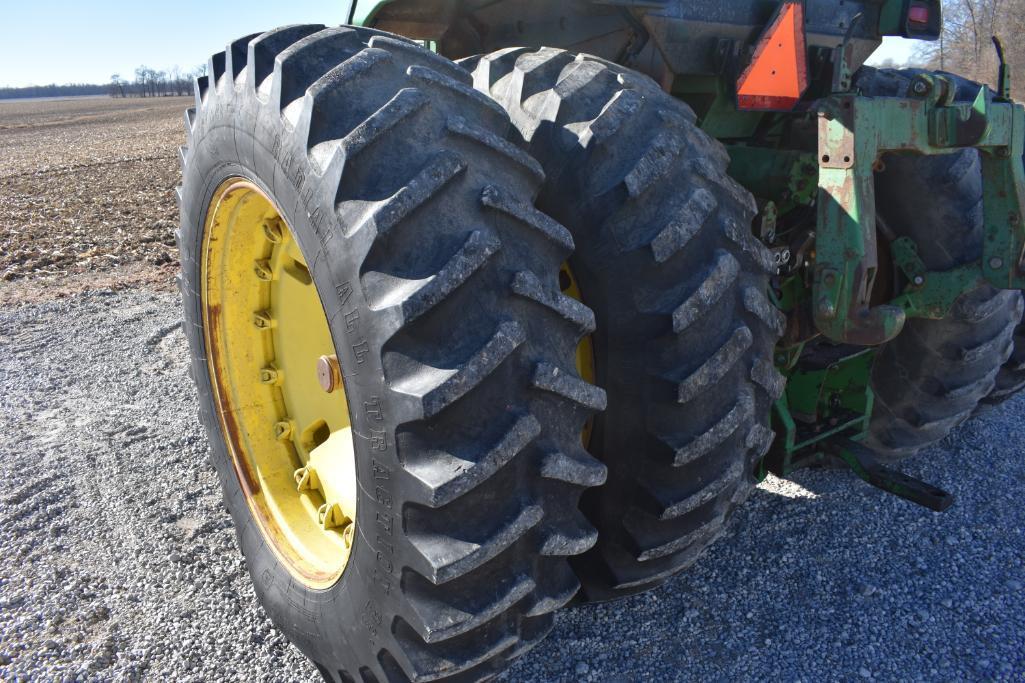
[{"left": 351, "top": 0, "right": 1025, "bottom": 487}]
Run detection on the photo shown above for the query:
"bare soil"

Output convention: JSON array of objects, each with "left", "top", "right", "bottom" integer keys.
[{"left": 0, "top": 96, "right": 190, "bottom": 305}]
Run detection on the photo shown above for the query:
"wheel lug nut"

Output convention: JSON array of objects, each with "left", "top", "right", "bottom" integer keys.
[
  {"left": 262, "top": 219, "right": 283, "bottom": 243},
  {"left": 343, "top": 523, "right": 355, "bottom": 548},
  {"left": 274, "top": 421, "right": 293, "bottom": 441},
  {"left": 318, "top": 502, "right": 349, "bottom": 530},
  {"left": 317, "top": 355, "right": 341, "bottom": 393},
  {"left": 253, "top": 311, "right": 275, "bottom": 330},
  {"left": 254, "top": 260, "right": 273, "bottom": 281},
  {"left": 259, "top": 366, "right": 282, "bottom": 385},
  {"left": 294, "top": 466, "right": 319, "bottom": 491}
]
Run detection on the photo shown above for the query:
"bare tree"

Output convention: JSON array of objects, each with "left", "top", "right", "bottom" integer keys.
[
  {"left": 109, "top": 74, "right": 126, "bottom": 98},
  {"left": 168, "top": 65, "right": 189, "bottom": 96},
  {"left": 916, "top": 0, "right": 1025, "bottom": 98}
]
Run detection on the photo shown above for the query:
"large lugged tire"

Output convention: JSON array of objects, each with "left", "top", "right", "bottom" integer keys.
[
  {"left": 463, "top": 48, "right": 784, "bottom": 601},
  {"left": 856, "top": 68, "right": 1023, "bottom": 460},
  {"left": 177, "top": 26, "right": 606, "bottom": 681},
  {"left": 978, "top": 137, "right": 1025, "bottom": 411},
  {"left": 978, "top": 320, "right": 1025, "bottom": 409}
]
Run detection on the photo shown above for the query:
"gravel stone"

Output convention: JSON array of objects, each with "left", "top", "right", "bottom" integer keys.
[{"left": 1, "top": 290, "right": 1024, "bottom": 681}]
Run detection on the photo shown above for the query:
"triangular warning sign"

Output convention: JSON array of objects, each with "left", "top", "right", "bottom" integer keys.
[{"left": 737, "top": 1, "right": 808, "bottom": 110}]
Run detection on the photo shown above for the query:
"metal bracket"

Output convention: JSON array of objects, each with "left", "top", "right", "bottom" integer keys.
[
  {"left": 994, "top": 37, "right": 1012, "bottom": 102},
  {"left": 814, "top": 87, "right": 1025, "bottom": 344},
  {"left": 889, "top": 238, "right": 987, "bottom": 319},
  {"left": 822, "top": 437, "right": 954, "bottom": 512}
]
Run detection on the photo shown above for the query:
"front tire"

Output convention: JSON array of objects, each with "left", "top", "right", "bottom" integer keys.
[{"left": 178, "top": 26, "right": 605, "bottom": 681}]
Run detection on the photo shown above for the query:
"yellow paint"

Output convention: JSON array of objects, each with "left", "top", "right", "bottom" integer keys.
[
  {"left": 561, "top": 262, "right": 596, "bottom": 446},
  {"left": 201, "top": 179, "right": 355, "bottom": 590}
]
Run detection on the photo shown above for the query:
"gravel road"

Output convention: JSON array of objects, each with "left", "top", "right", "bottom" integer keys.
[{"left": 2, "top": 289, "right": 1023, "bottom": 682}]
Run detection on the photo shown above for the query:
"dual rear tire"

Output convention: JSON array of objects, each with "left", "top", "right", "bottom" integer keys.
[
  {"left": 179, "top": 28, "right": 777, "bottom": 680},
  {"left": 464, "top": 48, "right": 783, "bottom": 600}
]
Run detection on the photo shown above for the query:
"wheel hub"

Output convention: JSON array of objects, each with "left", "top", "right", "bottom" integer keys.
[{"left": 201, "top": 179, "right": 355, "bottom": 589}]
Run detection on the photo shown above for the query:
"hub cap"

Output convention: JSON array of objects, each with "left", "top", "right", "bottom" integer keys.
[{"left": 201, "top": 179, "right": 355, "bottom": 589}]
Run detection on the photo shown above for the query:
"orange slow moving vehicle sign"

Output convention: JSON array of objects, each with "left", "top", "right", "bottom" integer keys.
[{"left": 736, "top": 0, "right": 808, "bottom": 110}]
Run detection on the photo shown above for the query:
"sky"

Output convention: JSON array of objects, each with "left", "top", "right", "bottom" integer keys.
[
  {"left": 0, "top": 2, "right": 921, "bottom": 88},
  {"left": 866, "top": 37, "right": 923, "bottom": 67},
  {"left": 0, "top": 0, "right": 350, "bottom": 87}
]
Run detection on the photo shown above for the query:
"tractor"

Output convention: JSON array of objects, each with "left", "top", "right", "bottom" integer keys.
[{"left": 175, "top": 0, "right": 1025, "bottom": 679}]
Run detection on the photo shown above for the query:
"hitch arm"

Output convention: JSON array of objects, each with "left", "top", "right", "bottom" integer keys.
[{"left": 822, "top": 437, "right": 954, "bottom": 512}]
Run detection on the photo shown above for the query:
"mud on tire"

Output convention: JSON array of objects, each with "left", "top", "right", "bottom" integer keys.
[
  {"left": 463, "top": 48, "right": 784, "bottom": 601},
  {"left": 177, "top": 26, "right": 606, "bottom": 681}
]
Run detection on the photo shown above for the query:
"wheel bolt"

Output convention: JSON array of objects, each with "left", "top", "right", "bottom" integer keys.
[
  {"left": 343, "top": 523, "right": 355, "bottom": 548},
  {"left": 259, "top": 366, "right": 282, "bottom": 385},
  {"left": 274, "top": 421, "right": 293, "bottom": 440},
  {"left": 254, "top": 260, "right": 273, "bottom": 281},
  {"left": 318, "top": 502, "right": 349, "bottom": 530},
  {"left": 317, "top": 355, "right": 341, "bottom": 393},
  {"left": 294, "top": 466, "right": 320, "bottom": 491},
  {"left": 262, "top": 219, "right": 283, "bottom": 243},
  {"left": 253, "top": 311, "right": 275, "bottom": 330}
]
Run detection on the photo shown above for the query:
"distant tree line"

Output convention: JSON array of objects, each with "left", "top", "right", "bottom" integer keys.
[
  {"left": 0, "top": 83, "right": 109, "bottom": 100},
  {"left": 109, "top": 64, "right": 207, "bottom": 98},
  {"left": 0, "top": 64, "right": 207, "bottom": 100}
]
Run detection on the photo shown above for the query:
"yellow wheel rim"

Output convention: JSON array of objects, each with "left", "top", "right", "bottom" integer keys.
[
  {"left": 201, "top": 178, "right": 355, "bottom": 589},
  {"left": 560, "top": 263, "right": 596, "bottom": 446}
]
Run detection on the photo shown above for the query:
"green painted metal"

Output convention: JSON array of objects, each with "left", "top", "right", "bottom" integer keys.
[
  {"left": 673, "top": 76, "right": 764, "bottom": 140},
  {"left": 813, "top": 81, "right": 1025, "bottom": 345},
  {"left": 888, "top": 237, "right": 987, "bottom": 320},
  {"left": 876, "top": 0, "right": 906, "bottom": 34},
  {"left": 726, "top": 146, "right": 817, "bottom": 214},
  {"left": 770, "top": 348, "right": 875, "bottom": 476},
  {"left": 349, "top": 0, "right": 393, "bottom": 26}
]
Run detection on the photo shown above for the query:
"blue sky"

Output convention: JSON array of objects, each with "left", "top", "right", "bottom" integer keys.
[
  {"left": 867, "top": 37, "right": 923, "bottom": 66},
  {"left": 0, "top": 1, "right": 919, "bottom": 88},
  {"left": 0, "top": 0, "right": 350, "bottom": 87}
]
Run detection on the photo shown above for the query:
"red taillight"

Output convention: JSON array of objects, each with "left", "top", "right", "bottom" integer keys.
[{"left": 908, "top": 6, "right": 930, "bottom": 24}]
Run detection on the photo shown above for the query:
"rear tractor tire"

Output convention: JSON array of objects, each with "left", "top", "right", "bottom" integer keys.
[
  {"left": 464, "top": 48, "right": 784, "bottom": 601},
  {"left": 177, "top": 26, "right": 606, "bottom": 682},
  {"left": 855, "top": 68, "right": 1023, "bottom": 460}
]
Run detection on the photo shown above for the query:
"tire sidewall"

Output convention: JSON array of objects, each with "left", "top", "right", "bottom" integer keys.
[{"left": 179, "top": 83, "right": 405, "bottom": 671}]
